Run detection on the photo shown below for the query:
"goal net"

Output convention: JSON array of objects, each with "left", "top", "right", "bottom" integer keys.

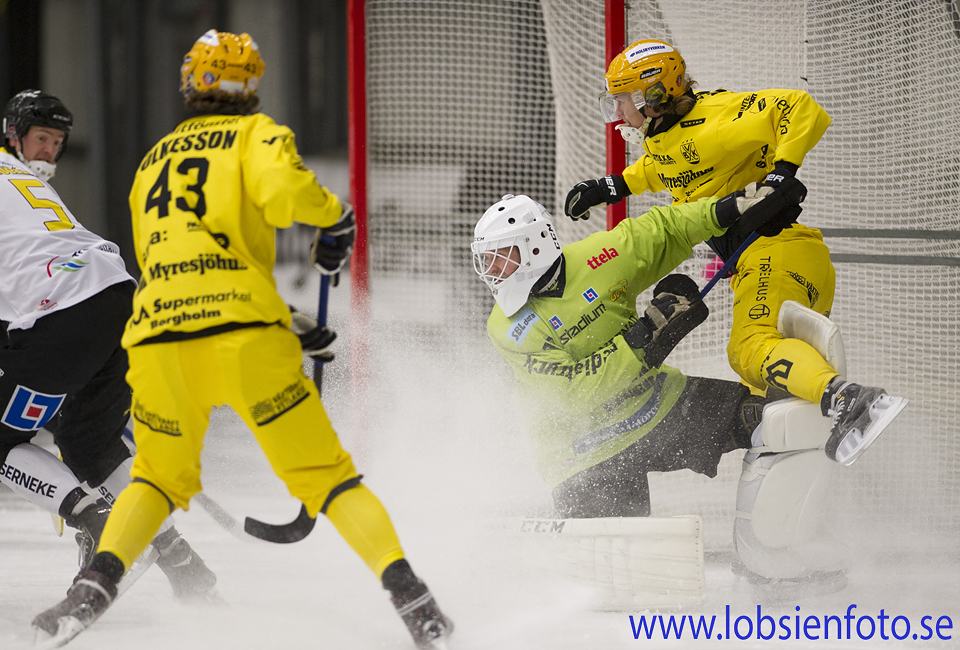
[{"left": 361, "top": 0, "right": 960, "bottom": 552}]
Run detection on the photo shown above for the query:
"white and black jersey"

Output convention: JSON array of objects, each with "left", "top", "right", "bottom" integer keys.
[{"left": 0, "top": 149, "right": 133, "bottom": 331}]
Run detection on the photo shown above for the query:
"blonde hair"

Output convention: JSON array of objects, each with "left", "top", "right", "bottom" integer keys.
[{"left": 659, "top": 75, "right": 698, "bottom": 116}]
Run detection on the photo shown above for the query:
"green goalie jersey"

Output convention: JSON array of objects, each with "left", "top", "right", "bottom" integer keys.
[{"left": 487, "top": 197, "right": 726, "bottom": 487}]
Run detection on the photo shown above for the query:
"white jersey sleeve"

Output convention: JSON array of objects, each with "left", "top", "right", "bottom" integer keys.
[{"left": 0, "top": 150, "right": 134, "bottom": 331}]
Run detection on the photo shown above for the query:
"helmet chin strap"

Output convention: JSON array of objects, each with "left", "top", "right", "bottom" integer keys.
[
  {"left": 17, "top": 151, "right": 57, "bottom": 181},
  {"left": 616, "top": 117, "right": 651, "bottom": 146}
]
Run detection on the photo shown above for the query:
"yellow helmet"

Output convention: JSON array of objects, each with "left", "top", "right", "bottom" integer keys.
[
  {"left": 599, "top": 39, "right": 686, "bottom": 122},
  {"left": 180, "top": 29, "right": 265, "bottom": 97}
]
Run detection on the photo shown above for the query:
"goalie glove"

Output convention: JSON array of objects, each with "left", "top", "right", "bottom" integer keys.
[
  {"left": 564, "top": 174, "right": 631, "bottom": 220},
  {"left": 289, "top": 306, "right": 336, "bottom": 361},
  {"left": 622, "top": 274, "right": 708, "bottom": 368},
  {"left": 714, "top": 175, "right": 807, "bottom": 238},
  {"left": 310, "top": 203, "right": 356, "bottom": 275}
]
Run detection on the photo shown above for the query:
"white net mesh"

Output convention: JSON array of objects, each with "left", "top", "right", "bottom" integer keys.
[
  {"left": 365, "top": 0, "right": 557, "bottom": 334},
  {"left": 364, "top": 0, "right": 960, "bottom": 551}
]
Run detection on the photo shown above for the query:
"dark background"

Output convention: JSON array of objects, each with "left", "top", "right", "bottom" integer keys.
[{"left": 0, "top": 0, "right": 348, "bottom": 272}]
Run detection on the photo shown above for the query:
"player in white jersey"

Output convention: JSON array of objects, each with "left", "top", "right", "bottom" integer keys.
[{"left": 0, "top": 90, "right": 218, "bottom": 600}]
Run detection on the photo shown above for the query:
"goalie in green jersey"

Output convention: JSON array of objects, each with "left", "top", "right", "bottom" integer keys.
[{"left": 474, "top": 188, "right": 863, "bottom": 599}]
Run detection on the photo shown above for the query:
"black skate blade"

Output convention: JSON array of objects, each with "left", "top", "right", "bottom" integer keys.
[{"left": 33, "top": 616, "right": 85, "bottom": 649}]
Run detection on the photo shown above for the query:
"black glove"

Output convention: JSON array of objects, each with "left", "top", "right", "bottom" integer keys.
[
  {"left": 714, "top": 175, "right": 807, "bottom": 238},
  {"left": 289, "top": 306, "right": 336, "bottom": 361},
  {"left": 564, "top": 174, "right": 631, "bottom": 220},
  {"left": 754, "top": 161, "right": 802, "bottom": 237},
  {"left": 621, "top": 274, "right": 708, "bottom": 368},
  {"left": 311, "top": 203, "right": 356, "bottom": 275}
]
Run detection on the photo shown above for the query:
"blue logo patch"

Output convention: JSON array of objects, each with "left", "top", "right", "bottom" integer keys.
[
  {"left": 583, "top": 287, "right": 599, "bottom": 303},
  {"left": 507, "top": 307, "right": 540, "bottom": 345},
  {"left": 2, "top": 385, "right": 66, "bottom": 431},
  {"left": 549, "top": 315, "right": 563, "bottom": 330}
]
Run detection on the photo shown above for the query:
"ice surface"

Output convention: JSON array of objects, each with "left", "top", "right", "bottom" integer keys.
[{"left": 1, "top": 265, "right": 957, "bottom": 649}]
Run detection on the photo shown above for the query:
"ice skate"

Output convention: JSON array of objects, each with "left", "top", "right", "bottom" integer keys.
[
  {"left": 391, "top": 578, "right": 454, "bottom": 649},
  {"left": 823, "top": 379, "right": 908, "bottom": 465},
  {"left": 152, "top": 528, "right": 223, "bottom": 604},
  {"left": 32, "top": 569, "right": 117, "bottom": 648},
  {"left": 60, "top": 489, "right": 111, "bottom": 570}
]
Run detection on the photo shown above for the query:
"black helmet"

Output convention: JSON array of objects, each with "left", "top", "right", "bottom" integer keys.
[{"left": 3, "top": 90, "right": 73, "bottom": 160}]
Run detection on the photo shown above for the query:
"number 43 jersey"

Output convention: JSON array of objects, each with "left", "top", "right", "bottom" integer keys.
[
  {"left": 0, "top": 149, "right": 132, "bottom": 331},
  {"left": 124, "top": 112, "right": 343, "bottom": 348}
]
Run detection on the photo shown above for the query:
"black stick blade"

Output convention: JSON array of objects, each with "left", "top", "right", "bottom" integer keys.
[{"left": 243, "top": 504, "right": 316, "bottom": 543}]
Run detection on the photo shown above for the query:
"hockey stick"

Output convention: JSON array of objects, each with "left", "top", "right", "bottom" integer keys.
[
  {"left": 231, "top": 250, "right": 334, "bottom": 543},
  {"left": 120, "top": 421, "right": 313, "bottom": 544},
  {"left": 313, "top": 272, "right": 331, "bottom": 391},
  {"left": 699, "top": 232, "right": 759, "bottom": 299},
  {"left": 243, "top": 503, "right": 315, "bottom": 543},
  {"left": 193, "top": 493, "right": 251, "bottom": 541},
  {"left": 193, "top": 492, "right": 316, "bottom": 544}
]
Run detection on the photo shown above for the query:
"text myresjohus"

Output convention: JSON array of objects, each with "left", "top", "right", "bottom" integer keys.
[
  {"left": 657, "top": 166, "right": 714, "bottom": 190},
  {"left": 147, "top": 253, "right": 247, "bottom": 282}
]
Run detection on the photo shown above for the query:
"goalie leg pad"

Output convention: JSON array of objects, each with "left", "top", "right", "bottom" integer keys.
[
  {"left": 734, "top": 449, "right": 845, "bottom": 579},
  {"left": 751, "top": 397, "right": 833, "bottom": 453},
  {"left": 517, "top": 515, "right": 705, "bottom": 610}
]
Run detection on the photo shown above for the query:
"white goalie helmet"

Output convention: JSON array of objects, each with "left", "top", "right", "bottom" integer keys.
[{"left": 472, "top": 194, "right": 562, "bottom": 317}]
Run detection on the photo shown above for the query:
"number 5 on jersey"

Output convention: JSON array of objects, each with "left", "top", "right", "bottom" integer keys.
[{"left": 10, "top": 178, "right": 74, "bottom": 231}]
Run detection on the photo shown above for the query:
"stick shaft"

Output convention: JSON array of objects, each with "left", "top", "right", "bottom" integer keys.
[
  {"left": 313, "top": 273, "right": 331, "bottom": 392},
  {"left": 699, "top": 232, "right": 759, "bottom": 298}
]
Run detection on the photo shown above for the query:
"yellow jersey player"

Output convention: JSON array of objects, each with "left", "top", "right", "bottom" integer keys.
[
  {"left": 33, "top": 30, "right": 452, "bottom": 649},
  {"left": 564, "top": 39, "right": 906, "bottom": 467}
]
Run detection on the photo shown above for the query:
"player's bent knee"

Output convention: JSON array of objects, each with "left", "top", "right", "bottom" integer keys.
[
  {"left": 131, "top": 477, "right": 177, "bottom": 514},
  {"left": 777, "top": 300, "right": 846, "bottom": 376},
  {"left": 320, "top": 475, "right": 364, "bottom": 515}
]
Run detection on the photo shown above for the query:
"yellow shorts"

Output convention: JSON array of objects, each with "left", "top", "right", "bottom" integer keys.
[
  {"left": 126, "top": 324, "right": 357, "bottom": 516},
  {"left": 728, "top": 227, "right": 837, "bottom": 401}
]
